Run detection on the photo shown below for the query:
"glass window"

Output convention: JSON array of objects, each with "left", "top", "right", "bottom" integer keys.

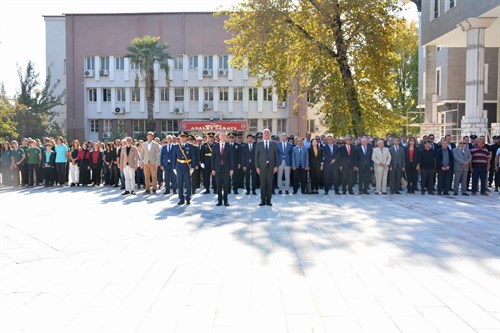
[
  {"left": 131, "top": 88, "right": 140, "bottom": 102},
  {"left": 102, "top": 88, "right": 111, "bottom": 102},
  {"left": 189, "top": 56, "right": 198, "bottom": 70},
  {"left": 219, "top": 87, "right": 229, "bottom": 101},
  {"left": 450, "top": 0, "right": 455, "bottom": 9},
  {"left": 204, "top": 87, "right": 214, "bottom": 102},
  {"left": 100, "top": 57, "right": 110, "bottom": 70},
  {"left": 130, "top": 62, "right": 137, "bottom": 70},
  {"left": 88, "top": 88, "right": 97, "bottom": 102},
  {"left": 90, "top": 120, "right": 99, "bottom": 133},
  {"left": 307, "top": 119, "right": 316, "bottom": 133},
  {"left": 219, "top": 55, "right": 228, "bottom": 70},
  {"left": 433, "top": 0, "right": 439, "bottom": 19},
  {"left": 103, "top": 120, "right": 112, "bottom": 133},
  {"left": 117, "top": 120, "right": 126, "bottom": 136},
  {"left": 263, "top": 88, "right": 273, "bottom": 102},
  {"left": 190, "top": 88, "right": 199, "bottom": 102},
  {"left": 248, "top": 119, "right": 258, "bottom": 132},
  {"left": 174, "top": 56, "right": 183, "bottom": 70},
  {"left": 85, "top": 57, "right": 95, "bottom": 70},
  {"left": 262, "top": 119, "right": 273, "bottom": 133},
  {"left": 277, "top": 119, "right": 287, "bottom": 134},
  {"left": 436, "top": 68, "right": 441, "bottom": 96},
  {"left": 133, "top": 120, "right": 146, "bottom": 138},
  {"left": 249, "top": 88, "right": 258, "bottom": 101},
  {"left": 161, "top": 120, "right": 180, "bottom": 134},
  {"left": 160, "top": 88, "right": 169, "bottom": 102},
  {"left": 233, "top": 87, "right": 243, "bottom": 101},
  {"left": 115, "top": 57, "right": 125, "bottom": 70},
  {"left": 204, "top": 56, "right": 213, "bottom": 70},
  {"left": 116, "top": 88, "right": 125, "bottom": 102},
  {"left": 174, "top": 88, "right": 184, "bottom": 102}
]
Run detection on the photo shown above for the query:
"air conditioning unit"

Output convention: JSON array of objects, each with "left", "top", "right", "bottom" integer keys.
[
  {"left": 203, "top": 69, "right": 212, "bottom": 76},
  {"left": 203, "top": 102, "right": 212, "bottom": 110},
  {"left": 174, "top": 107, "right": 183, "bottom": 114},
  {"left": 114, "top": 107, "right": 125, "bottom": 114},
  {"left": 84, "top": 70, "right": 94, "bottom": 77},
  {"left": 99, "top": 69, "right": 109, "bottom": 76},
  {"left": 218, "top": 69, "right": 227, "bottom": 76},
  {"left": 277, "top": 101, "right": 286, "bottom": 108}
]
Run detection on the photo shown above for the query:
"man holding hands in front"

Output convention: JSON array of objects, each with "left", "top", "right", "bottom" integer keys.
[
  {"left": 211, "top": 131, "right": 235, "bottom": 206},
  {"left": 255, "top": 128, "right": 278, "bottom": 206}
]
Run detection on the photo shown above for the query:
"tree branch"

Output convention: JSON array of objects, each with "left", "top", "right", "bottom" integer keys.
[{"left": 284, "top": 18, "right": 337, "bottom": 58}]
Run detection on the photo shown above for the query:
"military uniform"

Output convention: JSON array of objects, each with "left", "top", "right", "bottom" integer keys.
[
  {"left": 188, "top": 135, "right": 201, "bottom": 194},
  {"left": 201, "top": 132, "right": 217, "bottom": 194},
  {"left": 173, "top": 132, "right": 196, "bottom": 205}
]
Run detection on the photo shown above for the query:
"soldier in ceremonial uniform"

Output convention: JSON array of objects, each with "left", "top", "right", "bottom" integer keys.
[
  {"left": 188, "top": 134, "right": 201, "bottom": 194},
  {"left": 173, "top": 131, "right": 196, "bottom": 205},
  {"left": 200, "top": 132, "right": 217, "bottom": 194}
]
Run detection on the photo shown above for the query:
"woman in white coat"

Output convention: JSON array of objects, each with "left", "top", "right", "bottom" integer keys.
[{"left": 372, "top": 139, "right": 392, "bottom": 194}]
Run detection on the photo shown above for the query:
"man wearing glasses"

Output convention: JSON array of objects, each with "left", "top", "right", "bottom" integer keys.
[{"left": 452, "top": 140, "right": 472, "bottom": 196}]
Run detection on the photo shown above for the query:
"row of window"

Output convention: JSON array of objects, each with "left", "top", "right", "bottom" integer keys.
[
  {"left": 432, "top": 0, "right": 456, "bottom": 20},
  {"left": 89, "top": 118, "right": 288, "bottom": 135},
  {"left": 88, "top": 87, "right": 275, "bottom": 103},
  {"left": 85, "top": 55, "right": 229, "bottom": 71}
]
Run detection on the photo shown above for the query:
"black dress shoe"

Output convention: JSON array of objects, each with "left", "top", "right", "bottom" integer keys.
[
  {"left": 363, "top": 191, "right": 369, "bottom": 195},
  {"left": 395, "top": 191, "right": 401, "bottom": 194},
  {"left": 272, "top": 191, "right": 276, "bottom": 195},
  {"left": 234, "top": 191, "right": 239, "bottom": 195},
  {"left": 462, "top": 193, "right": 469, "bottom": 196},
  {"left": 224, "top": 202, "right": 230, "bottom": 206},
  {"left": 204, "top": 190, "right": 210, "bottom": 194},
  {"left": 130, "top": 191, "right": 135, "bottom": 195},
  {"left": 335, "top": 191, "right": 341, "bottom": 195},
  {"left": 252, "top": 191, "right": 257, "bottom": 195},
  {"left": 324, "top": 192, "right": 329, "bottom": 195},
  {"left": 453, "top": 192, "right": 458, "bottom": 196},
  {"left": 216, "top": 202, "right": 222, "bottom": 206},
  {"left": 173, "top": 190, "right": 177, "bottom": 194},
  {"left": 177, "top": 200, "right": 185, "bottom": 205},
  {"left": 278, "top": 190, "right": 282, "bottom": 194},
  {"left": 359, "top": 191, "right": 363, "bottom": 195},
  {"left": 246, "top": 191, "right": 250, "bottom": 195},
  {"left": 144, "top": 190, "right": 151, "bottom": 195},
  {"left": 186, "top": 199, "right": 191, "bottom": 205},
  {"left": 259, "top": 202, "right": 266, "bottom": 206},
  {"left": 349, "top": 191, "right": 354, "bottom": 195},
  {"left": 267, "top": 201, "right": 273, "bottom": 206},
  {"left": 163, "top": 191, "right": 169, "bottom": 195},
  {"left": 121, "top": 191, "right": 130, "bottom": 195},
  {"left": 285, "top": 191, "right": 289, "bottom": 194},
  {"left": 293, "top": 191, "right": 297, "bottom": 194}
]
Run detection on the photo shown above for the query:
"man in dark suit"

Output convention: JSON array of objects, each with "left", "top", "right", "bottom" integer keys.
[
  {"left": 211, "top": 131, "right": 235, "bottom": 206},
  {"left": 322, "top": 134, "right": 340, "bottom": 195},
  {"left": 339, "top": 135, "right": 356, "bottom": 194},
  {"left": 255, "top": 128, "right": 278, "bottom": 206},
  {"left": 228, "top": 133, "right": 241, "bottom": 194},
  {"left": 160, "top": 135, "right": 177, "bottom": 195},
  {"left": 200, "top": 132, "right": 216, "bottom": 194},
  {"left": 242, "top": 134, "right": 257, "bottom": 195},
  {"left": 291, "top": 137, "right": 309, "bottom": 194},
  {"left": 355, "top": 137, "right": 373, "bottom": 194},
  {"left": 389, "top": 137, "right": 406, "bottom": 194}
]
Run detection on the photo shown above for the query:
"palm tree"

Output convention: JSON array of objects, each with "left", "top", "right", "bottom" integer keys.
[{"left": 125, "top": 35, "right": 171, "bottom": 133}]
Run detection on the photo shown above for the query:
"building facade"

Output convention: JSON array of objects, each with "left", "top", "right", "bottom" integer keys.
[
  {"left": 417, "top": 0, "right": 500, "bottom": 140},
  {"left": 45, "top": 12, "right": 316, "bottom": 141}
]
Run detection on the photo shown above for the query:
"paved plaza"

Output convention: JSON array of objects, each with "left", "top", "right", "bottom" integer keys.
[{"left": 0, "top": 186, "right": 499, "bottom": 333}]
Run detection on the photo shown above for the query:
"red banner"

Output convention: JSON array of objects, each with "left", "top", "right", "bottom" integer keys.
[{"left": 180, "top": 121, "right": 248, "bottom": 132}]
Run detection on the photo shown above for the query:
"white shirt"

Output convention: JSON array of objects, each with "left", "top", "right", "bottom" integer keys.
[{"left": 147, "top": 141, "right": 152, "bottom": 151}]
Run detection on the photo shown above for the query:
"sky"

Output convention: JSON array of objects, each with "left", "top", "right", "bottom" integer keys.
[{"left": 0, "top": 0, "right": 418, "bottom": 97}]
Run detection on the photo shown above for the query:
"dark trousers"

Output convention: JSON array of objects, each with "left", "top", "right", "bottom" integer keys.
[
  {"left": 389, "top": 166, "right": 403, "bottom": 193},
  {"left": 35, "top": 164, "right": 43, "bottom": 185},
  {"left": 323, "top": 164, "right": 340, "bottom": 193},
  {"left": 421, "top": 169, "right": 435, "bottom": 194},
  {"left": 259, "top": 166, "right": 274, "bottom": 203},
  {"left": 79, "top": 163, "right": 90, "bottom": 185},
  {"left": 232, "top": 168, "right": 242, "bottom": 192},
  {"left": 216, "top": 166, "right": 231, "bottom": 203},
  {"left": 28, "top": 164, "right": 38, "bottom": 186},
  {"left": 176, "top": 165, "right": 191, "bottom": 200},
  {"left": 164, "top": 164, "right": 177, "bottom": 193},
  {"left": 135, "top": 167, "right": 144, "bottom": 188},
  {"left": 293, "top": 167, "right": 307, "bottom": 193},
  {"left": 358, "top": 168, "right": 371, "bottom": 193},
  {"left": 406, "top": 166, "right": 418, "bottom": 192},
  {"left": 310, "top": 165, "right": 322, "bottom": 191},
  {"left": 21, "top": 164, "right": 29, "bottom": 185},
  {"left": 42, "top": 167, "right": 54, "bottom": 185},
  {"left": 244, "top": 165, "right": 257, "bottom": 192},
  {"left": 55, "top": 163, "right": 66, "bottom": 185},
  {"left": 103, "top": 165, "right": 113, "bottom": 185},
  {"left": 437, "top": 169, "right": 452, "bottom": 195},
  {"left": 91, "top": 165, "right": 102, "bottom": 185},
  {"left": 202, "top": 164, "right": 216, "bottom": 192},
  {"left": 157, "top": 167, "right": 163, "bottom": 187},
  {"left": 341, "top": 167, "right": 354, "bottom": 193},
  {"left": 472, "top": 165, "right": 487, "bottom": 194},
  {"left": 111, "top": 164, "right": 120, "bottom": 186}
]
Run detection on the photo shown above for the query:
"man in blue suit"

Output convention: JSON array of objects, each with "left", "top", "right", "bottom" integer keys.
[
  {"left": 292, "top": 137, "right": 309, "bottom": 194},
  {"left": 160, "top": 134, "right": 177, "bottom": 195},
  {"left": 172, "top": 131, "right": 196, "bottom": 205},
  {"left": 277, "top": 132, "right": 293, "bottom": 194},
  {"left": 211, "top": 131, "right": 235, "bottom": 206},
  {"left": 339, "top": 135, "right": 356, "bottom": 194},
  {"left": 322, "top": 134, "right": 340, "bottom": 195},
  {"left": 242, "top": 133, "right": 257, "bottom": 195}
]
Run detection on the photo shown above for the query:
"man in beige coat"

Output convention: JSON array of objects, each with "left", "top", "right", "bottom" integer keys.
[
  {"left": 142, "top": 131, "right": 161, "bottom": 194},
  {"left": 372, "top": 139, "right": 392, "bottom": 194},
  {"left": 120, "top": 137, "right": 139, "bottom": 195}
]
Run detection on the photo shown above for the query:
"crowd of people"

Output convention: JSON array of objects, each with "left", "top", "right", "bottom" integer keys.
[{"left": 1, "top": 130, "right": 499, "bottom": 206}]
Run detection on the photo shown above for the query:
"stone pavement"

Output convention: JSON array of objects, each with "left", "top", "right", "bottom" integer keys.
[{"left": 0, "top": 185, "right": 499, "bottom": 333}]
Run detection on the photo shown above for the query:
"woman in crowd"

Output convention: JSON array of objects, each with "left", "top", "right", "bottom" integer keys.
[
  {"left": 69, "top": 139, "right": 80, "bottom": 186},
  {"left": 308, "top": 138, "right": 323, "bottom": 194},
  {"left": 404, "top": 137, "right": 421, "bottom": 194},
  {"left": 77, "top": 142, "right": 91, "bottom": 186},
  {"left": 135, "top": 142, "right": 144, "bottom": 189},
  {"left": 372, "top": 139, "right": 391, "bottom": 195},
  {"left": 1, "top": 141, "right": 12, "bottom": 186},
  {"left": 90, "top": 142, "right": 103, "bottom": 186},
  {"left": 54, "top": 136, "right": 69, "bottom": 186},
  {"left": 41, "top": 142, "right": 56, "bottom": 186},
  {"left": 103, "top": 142, "right": 116, "bottom": 186}
]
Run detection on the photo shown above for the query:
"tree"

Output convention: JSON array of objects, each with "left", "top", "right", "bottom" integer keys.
[
  {"left": 0, "top": 90, "right": 19, "bottom": 141},
  {"left": 15, "top": 61, "right": 65, "bottom": 139},
  {"left": 125, "top": 35, "right": 172, "bottom": 132},
  {"left": 221, "top": 0, "right": 404, "bottom": 136}
]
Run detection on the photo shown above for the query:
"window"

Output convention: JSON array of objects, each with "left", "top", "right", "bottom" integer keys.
[
  {"left": 174, "top": 56, "right": 183, "bottom": 70},
  {"left": 131, "top": 88, "right": 140, "bottom": 102},
  {"left": 88, "top": 88, "right": 97, "bottom": 102},
  {"left": 102, "top": 88, "right": 111, "bottom": 102},
  {"left": 436, "top": 68, "right": 441, "bottom": 96},
  {"left": 204, "top": 87, "right": 214, "bottom": 101},
  {"left": 219, "top": 87, "right": 229, "bottom": 101},
  {"left": 484, "top": 63, "right": 489, "bottom": 94},
  {"left": 160, "top": 88, "right": 169, "bottom": 102},
  {"left": 161, "top": 119, "right": 180, "bottom": 133},
  {"left": 248, "top": 119, "right": 258, "bottom": 132},
  {"left": 117, "top": 120, "right": 126, "bottom": 136},
  {"left": 174, "top": 88, "right": 184, "bottom": 102},
  {"left": 90, "top": 120, "right": 99, "bottom": 133},
  {"left": 130, "top": 62, "right": 137, "bottom": 70},
  {"left": 249, "top": 88, "right": 258, "bottom": 101},
  {"left": 450, "top": 0, "right": 455, "bottom": 9},
  {"left": 263, "top": 88, "right": 273, "bottom": 102},
  {"left": 100, "top": 57, "right": 110, "bottom": 70},
  {"left": 219, "top": 55, "right": 228, "bottom": 70},
  {"left": 262, "top": 119, "right": 273, "bottom": 133},
  {"left": 234, "top": 88, "right": 243, "bottom": 101},
  {"left": 133, "top": 120, "right": 146, "bottom": 136},
  {"left": 116, "top": 88, "right": 126, "bottom": 102},
  {"left": 432, "top": 0, "right": 439, "bottom": 19},
  {"left": 307, "top": 119, "right": 316, "bottom": 133},
  {"left": 277, "top": 119, "right": 287, "bottom": 134},
  {"left": 103, "top": 120, "right": 112, "bottom": 133},
  {"left": 115, "top": 57, "right": 125, "bottom": 70},
  {"left": 189, "top": 56, "right": 198, "bottom": 70},
  {"left": 422, "top": 72, "right": 426, "bottom": 96},
  {"left": 190, "top": 88, "right": 199, "bottom": 101},
  {"left": 204, "top": 55, "right": 213, "bottom": 70},
  {"left": 85, "top": 57, "right": 95, "bottom": 70}
]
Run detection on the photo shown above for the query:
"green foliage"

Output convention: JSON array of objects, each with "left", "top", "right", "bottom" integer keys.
[
  {"left": 221, "top": 0, "right": 407, "bottom": 136},
  {"left": 125, "top": 35, "right": 172, "bottom": 131},
  {"left": 0, "top": 93, "right": 19, "bottom": 141},
  {"left": 14, "top": 61, "right": 65, "bottom": 139}
]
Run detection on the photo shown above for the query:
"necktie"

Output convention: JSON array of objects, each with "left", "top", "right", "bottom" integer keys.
[
  {"left": 221, "top": 143, "right": 224, "bottom": 155},
  {"left": 283, "top": 142, "right": 285, "bottom": 152},
  {"left": 249, "top": 144, "right": 252, "bottom": 152},
  {"left": 299, "top": 147, "right": 301, "bottom": 155},
  {"left": 330, "top": 145, "right": 333, "bottom": 154},
  {"left": 395, "top": 146, "right": 398, "bottom": 153},
  {"left": 347, "top": 145, "right": 350, "bottom": 156},
  {"left": 363, "top": 146, "right": 366, "bottom": 155},
  {"left": 265, "top": 141, "right": 268, "bottom": 151}
]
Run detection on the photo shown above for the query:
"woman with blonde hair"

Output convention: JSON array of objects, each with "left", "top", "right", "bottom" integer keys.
[{"left": 69, "top": 139, "right": 80, "bottom": 186}]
